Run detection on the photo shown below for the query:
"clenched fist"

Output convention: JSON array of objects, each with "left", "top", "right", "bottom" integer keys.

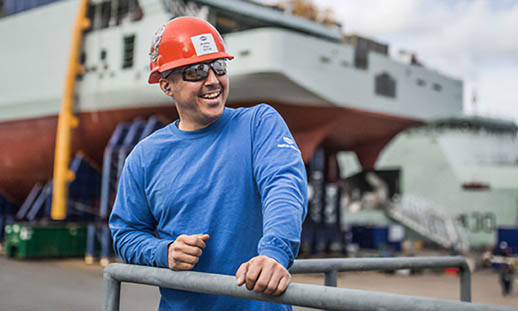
[{"left": 168, "top": 233, "right": 209, "bottom": 270}]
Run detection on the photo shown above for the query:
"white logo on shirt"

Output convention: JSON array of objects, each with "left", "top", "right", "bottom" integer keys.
[
  {"left": 277, "top": 136, "right": 299, "bottom": 151},
  {"left": 283, "top": 137, "right": 294, "bottom": 145}
]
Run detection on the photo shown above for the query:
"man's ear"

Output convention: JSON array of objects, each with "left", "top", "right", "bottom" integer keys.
[{"left": 159, "top": 78, "right": 173, "bottom": 96}]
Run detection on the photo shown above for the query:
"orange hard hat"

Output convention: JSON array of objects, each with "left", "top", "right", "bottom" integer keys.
[{"left": 148, "top": 16, "right": 234, "bottom": 84}]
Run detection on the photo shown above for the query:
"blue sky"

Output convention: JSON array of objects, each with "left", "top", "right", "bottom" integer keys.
[{"left": 259, "top": 0, "right": 518, "bottom": 123}]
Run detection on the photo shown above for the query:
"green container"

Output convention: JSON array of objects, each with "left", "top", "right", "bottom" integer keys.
[{"left": 4, "top": 223, "right": 87, "bottom": 258}]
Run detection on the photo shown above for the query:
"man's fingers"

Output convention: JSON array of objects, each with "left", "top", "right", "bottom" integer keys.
[
  {"left": 173, "top": 252, "right": 200, "bottom": 265},
  {"left": 235, "top": 262, "right": 248, "bottom": 286},
  {"left": 263, "top": 270, "right": 282, "bottom": 295},
  {"left": 272, "top": 275, "right": 291, "bottom": 296},
  {"left": 245, "top": 260, "right": 263, "bottom": 291},
  {"left": 170, "top": 260, "right": 195, "bottom": 271},
  {"left": 180, "top": 234, "right": 209, "bottom": 248},
  {"left": 236, "top": 256, "right": 291, "bottom": 295},
  {"left": 198, "top": 234, "right": 210, "bottom": 241},
  {"left": 181, "top": 244, "right": 204, "bottom": 257},
  {"left": 171, "top": 240, "right": 203, "bottom": 257},
  {"left": 252, "top": 264, "right": 273, "bottom": 293},
  {"left": 168, "top": 234, "right": 209, "bottom": 270}
]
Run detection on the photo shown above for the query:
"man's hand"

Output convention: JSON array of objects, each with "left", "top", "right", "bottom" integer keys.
[
  {"left": 168, "top": 234, "right": 209, "bottom": 270},
  {"left": 235, "top": 255, "right": 291, "bottom": 296}
]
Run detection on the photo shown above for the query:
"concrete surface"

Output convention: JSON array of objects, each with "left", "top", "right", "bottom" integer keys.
[{"left": 0, "top": 255, "right": 516, "bottom": 310}]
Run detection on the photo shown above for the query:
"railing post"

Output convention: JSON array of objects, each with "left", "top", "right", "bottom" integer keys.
[
  {"left": 103, "top": 272, "right": 121, "bottom": 311},
  {"left": 459, "top": 264, "right": 472, "bottom": 302},
  {"left": 324, "top": 270, "right": 338, "bottom": 287}
]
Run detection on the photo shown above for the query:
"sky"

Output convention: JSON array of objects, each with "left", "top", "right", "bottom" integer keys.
[{"left": 259, "top": 0, "right": 518, "bottom": 123}]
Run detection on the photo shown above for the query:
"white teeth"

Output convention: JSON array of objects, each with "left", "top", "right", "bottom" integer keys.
[{"left": 201, "top": 91, "right": 221, "bottom": 99}]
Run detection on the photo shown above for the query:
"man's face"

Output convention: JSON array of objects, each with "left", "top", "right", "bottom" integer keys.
[{"left": 161, "top": 60, "right": 229, "bottom": 130}]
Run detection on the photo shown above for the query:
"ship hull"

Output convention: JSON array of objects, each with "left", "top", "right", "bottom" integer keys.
[{"left": 0, "top": 102, "right": 419, "bottom": 204}]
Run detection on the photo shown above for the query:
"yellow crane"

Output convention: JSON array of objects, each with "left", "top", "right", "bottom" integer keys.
[{"left": 51, "top": 0, "right": 90, "bottom": 220}]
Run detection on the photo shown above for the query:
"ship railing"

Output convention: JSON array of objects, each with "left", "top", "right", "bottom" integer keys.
[{"left": 103, "top": 256, "right": 515, "bottom": 311}]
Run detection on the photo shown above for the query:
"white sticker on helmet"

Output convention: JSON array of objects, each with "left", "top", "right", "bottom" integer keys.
[
  {"left": 191, "top": 33, "right": 219, "bottom": 56},
  {"left": 150, "top": 24, "right": 165, "bottom": 62}
]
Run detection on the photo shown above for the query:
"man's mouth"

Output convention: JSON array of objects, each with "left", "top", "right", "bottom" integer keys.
[{"left": 200, "top": 90, "right": 222, "bottom": 99}]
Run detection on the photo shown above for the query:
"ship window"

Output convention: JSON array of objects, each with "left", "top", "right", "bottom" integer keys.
[
  {"left": 375, "top": 72, "right": 396, "bottom": 98},
  {"left": 214, "top": 11, "right": 270, "bottom": 34},
  {"left": 433, "top": 83, "right": 442, "bottom": 92},
  {"left": 115, "top": 0, "right": 130, "bottom": 25},
  {"left": 239, "top": 50, "right": 251, "bottom": 57},
  {"left": 114, "top": 0, "right": 142, "bottom": 25},
  {"left": 416, "top": 78, "right": 426, "bottom": 86},
  {"left": 78, "top": 52, "right": 86, "bottom": 80},
  {"left": 100, "top": 1, "right": 111, "bottom": 29},
  {"left": 354, "top": 46, "right": 368, "bottom": 70},
  {"left": 320, "top": 56, "right": 331, "bottom": 64},
  {"left": 129, "top": 0, "right": 143, "bottom": 21},
  {"left": 80, "top": 52, "right": 86, "bottom": 65},
  {"left": 122, "top": 34, "right": 135, "bottom": 69},
  {"left": 87, "top": 0, "right": 142, "bottom": 30},
  {"left": 217, "top": 16, "right": 239, "bottom": 29},
  {"left": 85, "top": 3, "right": 95, "bottom": 32}
]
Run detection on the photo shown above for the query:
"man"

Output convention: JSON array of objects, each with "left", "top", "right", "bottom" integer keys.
[
  {"left": 109, "top": 16, "right": 307, "bottom": 310},
  {"left": 495, "top": 241, "right": 514, "bottom": 296}
]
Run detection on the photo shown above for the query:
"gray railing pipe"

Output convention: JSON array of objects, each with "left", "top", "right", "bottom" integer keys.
[
  {"left": 290, "top": 256, "right": 468, "bottom": 273},
  {"left": 290, "top": 256, "right": 471, "bottom": 301},
  {"left": 103, "top": 273, "right": 120, "bottom": 311},
  {"left": 103, "top": 263, "right": 516, "bottom": 311}
]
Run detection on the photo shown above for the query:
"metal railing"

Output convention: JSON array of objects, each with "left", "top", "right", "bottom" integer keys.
[
  {"left": 290, "top": 256, "right": 471, "bottom": 301},
  {"left": 103, "top": 256, "right": 518, "bottom": 311}
]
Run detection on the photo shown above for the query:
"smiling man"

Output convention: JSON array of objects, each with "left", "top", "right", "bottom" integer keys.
[{"left": 109, "top": 17, "right": 307, "bottom": 311}]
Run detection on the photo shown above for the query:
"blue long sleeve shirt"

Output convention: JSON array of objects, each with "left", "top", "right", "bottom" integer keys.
[{"left": 109, "top": 104, "right": 308, "bottom": 310}]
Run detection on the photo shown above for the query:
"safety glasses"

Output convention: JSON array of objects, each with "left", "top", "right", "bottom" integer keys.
[{"left": 163, "top": 59, "right": 227, "bottom": 82}]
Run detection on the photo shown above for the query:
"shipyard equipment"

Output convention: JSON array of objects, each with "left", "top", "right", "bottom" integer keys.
[{"left": 86, "top": 116, "right": 164, "bottom": 265}]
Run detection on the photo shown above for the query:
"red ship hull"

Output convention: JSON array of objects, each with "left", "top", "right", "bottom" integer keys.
[{"left": 0, "top": 102, "right": 420, "bottom": 204}]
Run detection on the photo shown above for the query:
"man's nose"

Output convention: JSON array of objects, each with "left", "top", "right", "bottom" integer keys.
[{"left": 204, "top": 68, "right": 219, "bottom": 85}]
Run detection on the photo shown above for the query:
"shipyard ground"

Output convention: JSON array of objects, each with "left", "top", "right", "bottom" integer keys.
[{"left": 0, "top": 254, "right": 517, "bottom": 310}]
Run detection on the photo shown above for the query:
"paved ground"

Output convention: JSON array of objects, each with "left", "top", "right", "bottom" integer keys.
[{"left": 0, "top": 255, "right": 517, "bottom": 310}]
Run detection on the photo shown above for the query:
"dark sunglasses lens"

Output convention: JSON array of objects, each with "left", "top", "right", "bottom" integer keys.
[
  {"left": 211, "top": 59, "right": 227, "bottom": 76},
  {"left": 182, "top": 59, "right": 228, "bottom": 81},
  {"left": 183, "top": 63, "right": 209, "bottom": 81}
]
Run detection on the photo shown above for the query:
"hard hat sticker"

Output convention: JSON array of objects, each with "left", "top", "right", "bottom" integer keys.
[
  {"left": 191, "top": 33, "right": 219, "bottom": 56},
  {"left": 150, "top": 24, "right": 165, "bottom": 62}
]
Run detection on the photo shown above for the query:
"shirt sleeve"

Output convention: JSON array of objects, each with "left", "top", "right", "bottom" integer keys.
[
  {"left": 252, "top": 104, "right": 308, "bottom": 269},
  {"left": 109, "top": 149, "right": 171, "bottom": 268}
]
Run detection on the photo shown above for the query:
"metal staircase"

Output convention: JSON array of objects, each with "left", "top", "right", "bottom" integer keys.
[{"left": 385, "top": 194, "right": 470, "bottom": 253}]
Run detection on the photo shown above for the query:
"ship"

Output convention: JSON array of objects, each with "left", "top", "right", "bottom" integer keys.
[
  {"left": 375, "top": 115, "right": 518, "bottom": 248},
  {"left": 0, "top": 0, "right": 463, "bottom": 205}
]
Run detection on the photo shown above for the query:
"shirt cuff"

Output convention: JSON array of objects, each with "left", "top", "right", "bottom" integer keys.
[
  {"left": 155, "top": 240, "right": 172, "bottom": 268},
  {"left": 259, "top": 245, "right": 291, "bottom": 269}
]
